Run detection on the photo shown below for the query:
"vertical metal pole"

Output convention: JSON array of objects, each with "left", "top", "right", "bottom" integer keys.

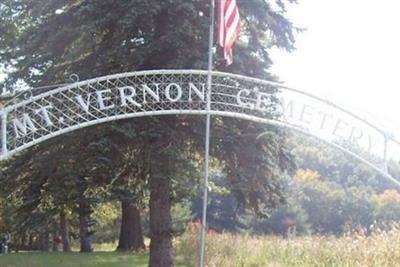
[
  {"left": 199, "top": 1, "right": 215, "bottom": 267},
  {"left": 1, "top": 111, "right": 7, "bottom": 158},
  {"left": 383, "top": 133, "right": 388, "bottom": 173}
]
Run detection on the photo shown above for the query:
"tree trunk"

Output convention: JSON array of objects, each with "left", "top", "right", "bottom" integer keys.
[
  {"left": 52, "top": 231, "right": 59, "bottom": 252},
  {"left": 40, "top": 231, "right": 50, "bottom": 252},
  {"left": 78, "top": 201, "right": 93, "bottom": 253},
  {"left": 149, "top": 172, "right": 173, "bottom": 267},
  {"left": 117, "top": 201, "right": 145, "bottom": 251},
  {"left": 60, "top": 210, "right": 71, "bottom": 252},
  {"left": 28, "top": 234, "right": 35, "bottom": 250},
  {"left": 19, "top": 232, "right": 26, "bottom": 251}
]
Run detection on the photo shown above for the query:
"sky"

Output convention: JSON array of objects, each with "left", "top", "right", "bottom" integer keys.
[{"left": 270, "top": 0, "right": 400, "bottom": 139}]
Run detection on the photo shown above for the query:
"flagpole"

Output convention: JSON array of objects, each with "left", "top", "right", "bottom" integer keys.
[{"left": 199, "top": 0, "right": 215, "bottom": 266}]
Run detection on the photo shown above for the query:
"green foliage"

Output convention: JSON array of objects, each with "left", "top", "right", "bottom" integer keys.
[
  {"left": 92, "top": 202, "right": 120, "bottom": 244},
  {"left": 293, "top": 172, "right": 374, "bottom": 234},
  {"left": 285, "top": 136, "right": 400, "bottom": 234},
  {"left": 291, "top": 137, "right": 392, "bottom": 190},
  {"left": 242, "top": 200, "right": 311, "bottom": 236},
  {"left": 190, "top": 172, "right": 247, "bottom": 232},
  {"left": 170, "top": 202, "right": 193, "bottom": 235},
  {"left": 142, "top": 201, "right": 193, "bottom": 237},
  {"left": 0, "top": 0, "right": 298, "bottom": 91},
  {"left": 372, "top": 190, "right": 400, "bottom": 222}
]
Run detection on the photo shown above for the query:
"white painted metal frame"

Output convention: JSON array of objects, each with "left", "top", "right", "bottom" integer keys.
[{"left": 0, "top": 69, "right": 399, "bottom": 186}]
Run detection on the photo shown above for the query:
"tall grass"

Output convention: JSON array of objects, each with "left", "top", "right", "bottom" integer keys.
[{"left": 176, "top": 223, "right": 400, "bottom": 267}]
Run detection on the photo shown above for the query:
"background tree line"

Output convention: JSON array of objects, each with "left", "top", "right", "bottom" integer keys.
[{"left": 193, "top": 136, "right": 400, "bottom": 236}]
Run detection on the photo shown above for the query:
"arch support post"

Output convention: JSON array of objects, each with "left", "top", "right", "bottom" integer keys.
[
  {"left": 1, "top": 111, "right": 7, "bottom": 158},
  {"left": 383, "top": 132, "right": 390, "bottom": 173}
]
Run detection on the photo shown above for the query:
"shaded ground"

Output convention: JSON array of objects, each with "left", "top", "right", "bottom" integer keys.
[{"left": 0, "top": 252, "right": 186, "bottom": 267}]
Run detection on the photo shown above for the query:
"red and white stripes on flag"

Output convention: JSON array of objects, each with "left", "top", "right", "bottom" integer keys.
[{"left": 218, "top": 0, "right": 241, "bottom": 65}]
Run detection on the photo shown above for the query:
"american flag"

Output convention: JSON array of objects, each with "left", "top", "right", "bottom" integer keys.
[{"left": 218, "top": 0, "right": 241, "bottom": 65}]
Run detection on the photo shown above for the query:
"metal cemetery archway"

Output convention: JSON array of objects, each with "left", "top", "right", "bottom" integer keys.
[{"left": 1, "top": 69, "right": 399, "bottom": 185}]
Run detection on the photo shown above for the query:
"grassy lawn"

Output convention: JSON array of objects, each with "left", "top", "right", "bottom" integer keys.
[{"left": 0, "top": 252, "right": 187, "bottom": 267}]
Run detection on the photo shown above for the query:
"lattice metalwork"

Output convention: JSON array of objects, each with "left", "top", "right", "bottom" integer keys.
[{"left": 1, "top": 70, "right": 399, "bottom": 185}]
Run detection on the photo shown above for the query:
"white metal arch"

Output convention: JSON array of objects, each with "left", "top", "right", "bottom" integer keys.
[{"left": 0, "top": 70, "right": 399, "bottom": 186}]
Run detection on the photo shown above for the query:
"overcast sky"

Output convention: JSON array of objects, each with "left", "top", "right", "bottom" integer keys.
[{"left": 270, "top": 0, "right": 400, "bottom": 139}]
